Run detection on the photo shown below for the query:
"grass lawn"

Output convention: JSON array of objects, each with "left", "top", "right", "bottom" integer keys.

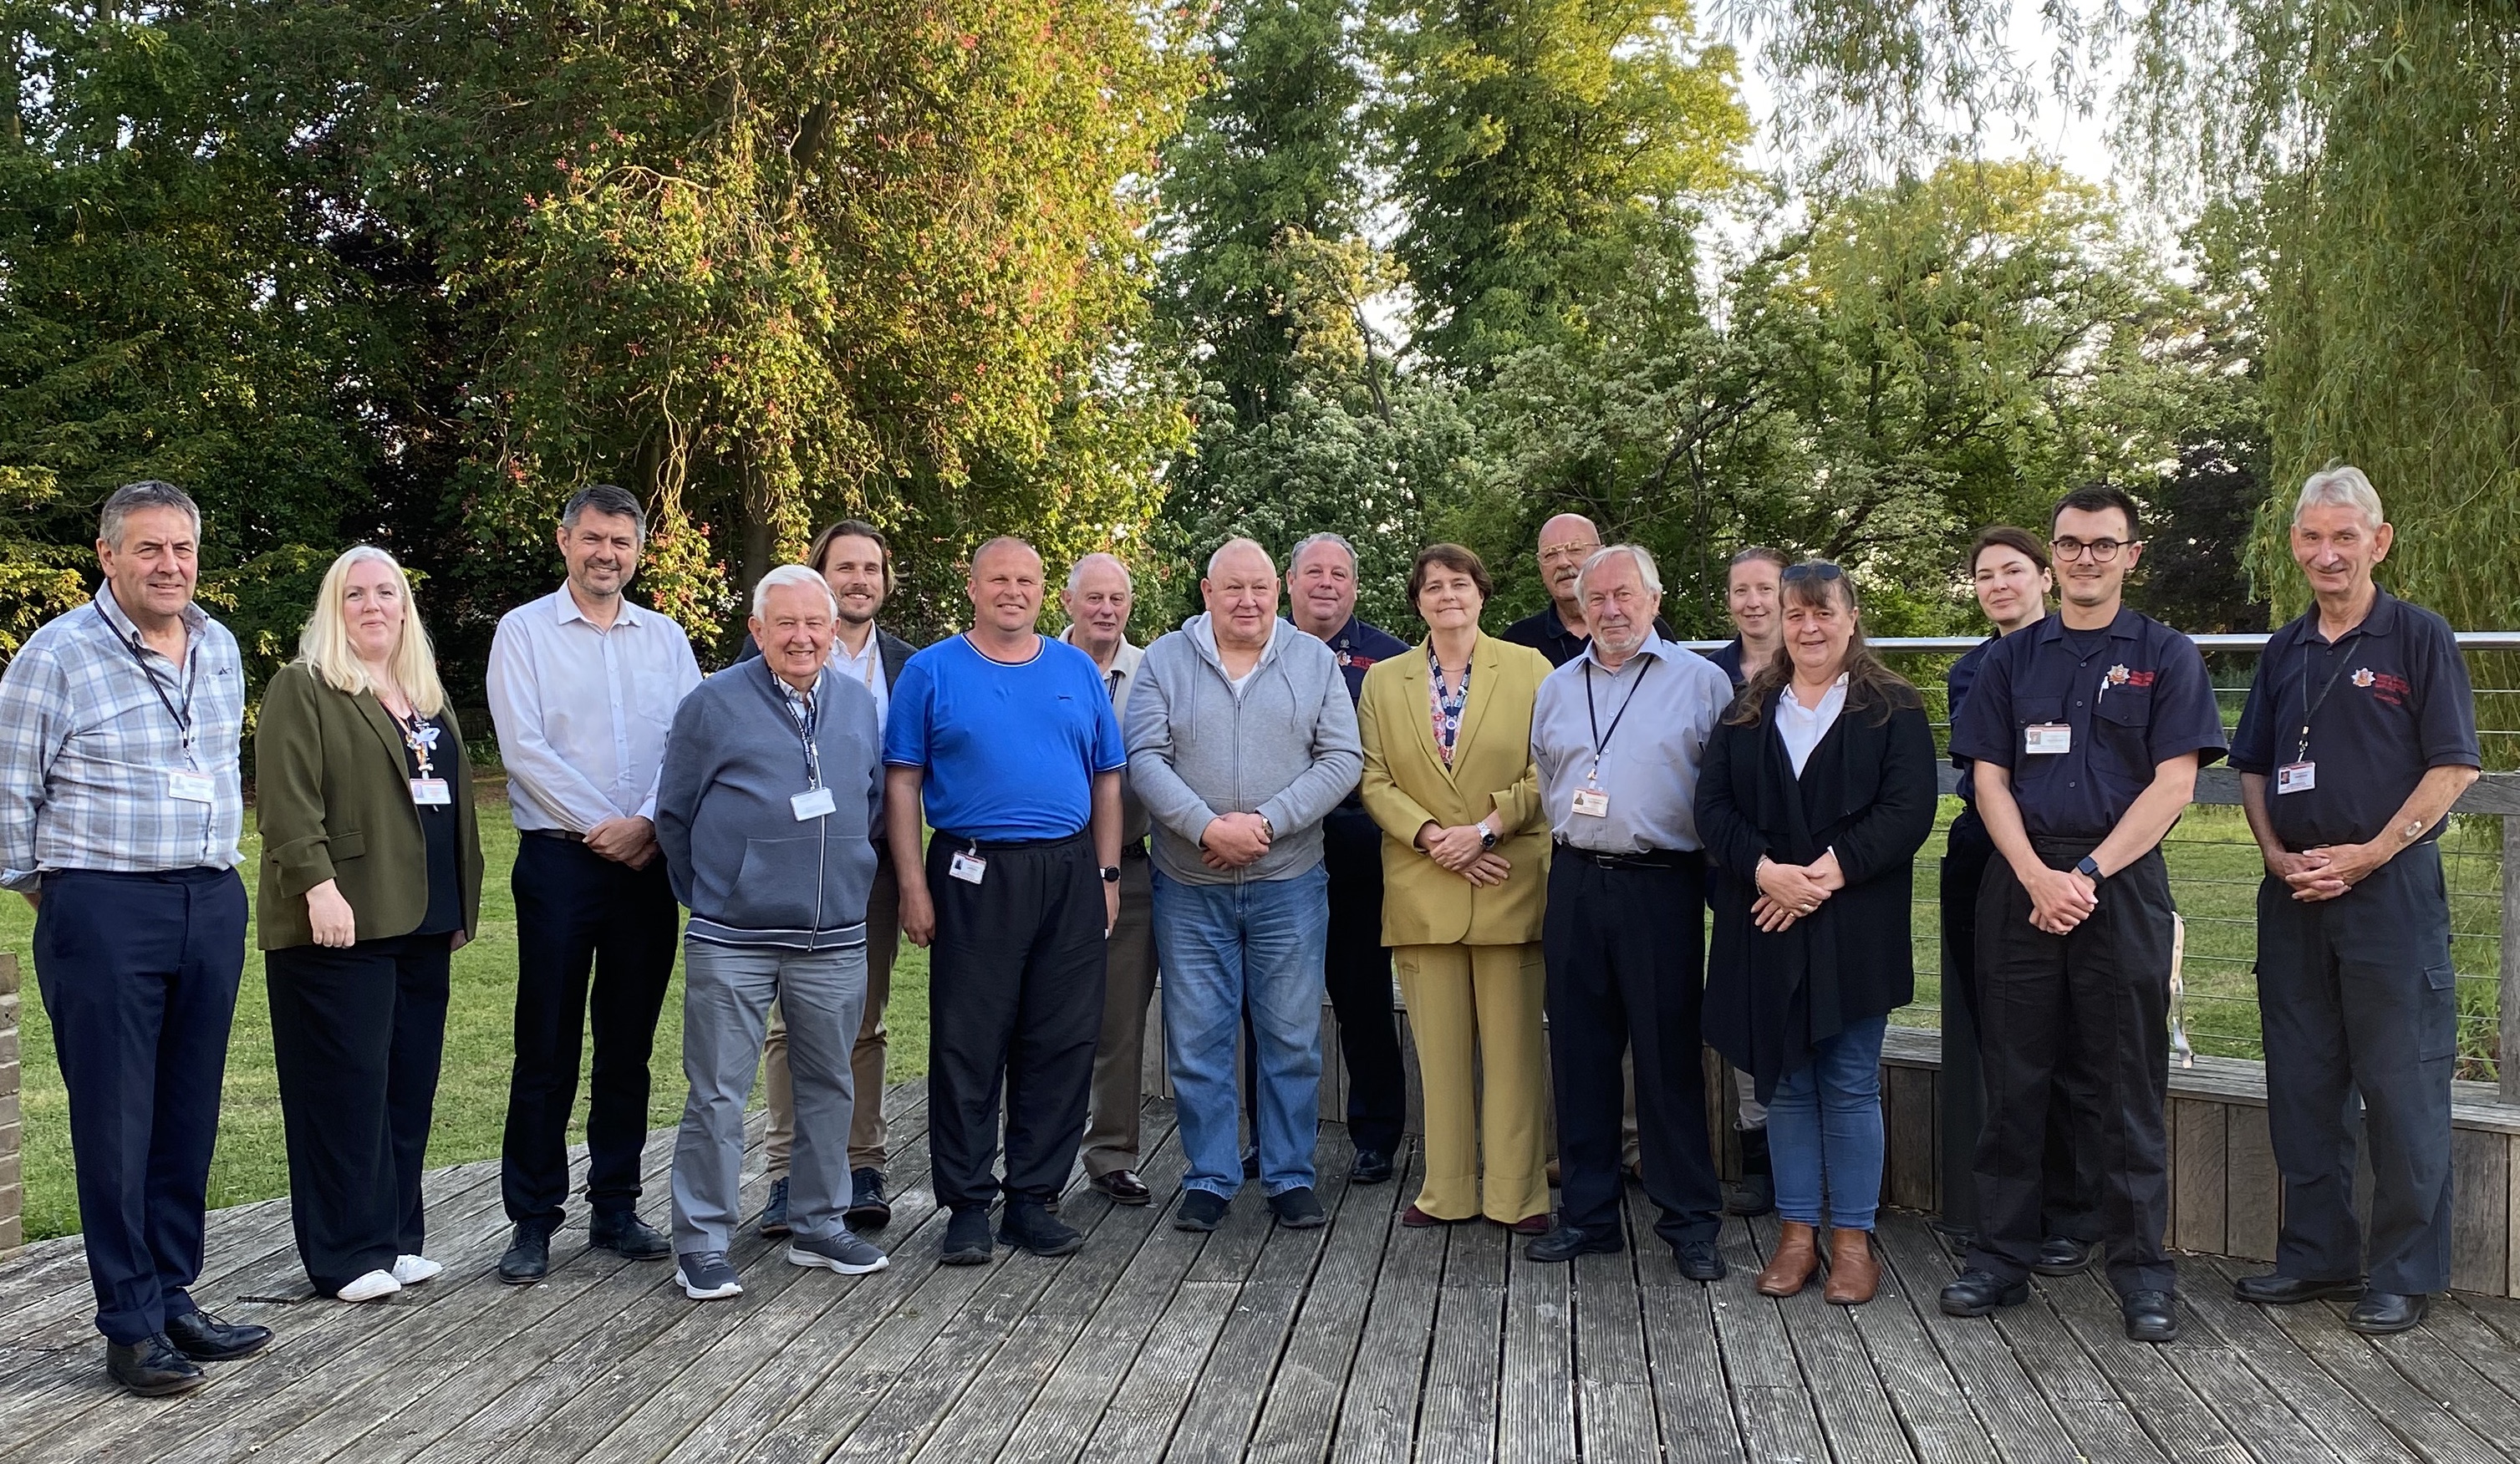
[{"left": 6, "top": 797, "right": 931, "bottom": 1243}]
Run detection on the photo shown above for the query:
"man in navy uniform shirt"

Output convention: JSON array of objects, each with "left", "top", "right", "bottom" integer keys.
[
  {"left": 1502, "top": 513, "right": 1678, "bottom": 668},
  {"left": 1941, "top": 484, "right": 2225, "bottom": 1344},
  {"left": 2227, "top": 466, "right": 2478, "bottom": 1334},
  {"left": 1287, "top": 532, "right": 1411, "bottom": 1182}
]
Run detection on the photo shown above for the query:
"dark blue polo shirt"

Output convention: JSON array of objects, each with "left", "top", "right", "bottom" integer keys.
[
  {"left": 1322, "top": 615, "right": 1408, "bottom": 813},
  {"left": 1948, "top": 606, "right": 2226, "bottom": 841},
  {"left": 1946, "top": 635, "right": 1996, "bottom": 810},
  {"left": 2229, "top": 588, "right": 2478, "bottom": 851},
  {"left": 1706, "top": 637, "right": 1749, "bottom": 686}
]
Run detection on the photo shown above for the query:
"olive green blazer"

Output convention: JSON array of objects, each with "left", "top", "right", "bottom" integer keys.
[{"left": 255, "top": 662, "right": 485, "bottom": 952}]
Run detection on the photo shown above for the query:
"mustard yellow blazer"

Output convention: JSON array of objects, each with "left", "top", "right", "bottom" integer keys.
[{"left": 1357, "top": 633, "right": 1555, "bottom": 947}]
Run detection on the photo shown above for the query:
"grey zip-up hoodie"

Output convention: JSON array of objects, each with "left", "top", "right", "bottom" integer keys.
[
  {"left": 1124, "top": 615, "right": 1362, "bottom": 886},
  {"left": 655, "top": 658, "right": 883, "bottom": 948}
]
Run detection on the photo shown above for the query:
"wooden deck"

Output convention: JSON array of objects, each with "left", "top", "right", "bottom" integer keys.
[{"left": 3, "top": 1087, "right": 2519, "bottom": 1463}]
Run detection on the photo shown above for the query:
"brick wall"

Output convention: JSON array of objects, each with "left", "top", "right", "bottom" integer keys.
[{"left": 0, "top": 952, "right": 20, "bottom": 1258}]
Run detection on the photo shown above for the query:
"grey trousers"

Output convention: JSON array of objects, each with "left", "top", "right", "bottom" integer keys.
[{"left": 670, "top": 938, "right": 867, "bottom": 1256}]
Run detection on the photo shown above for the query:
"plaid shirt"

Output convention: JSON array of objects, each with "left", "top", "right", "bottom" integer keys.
[{"left": 0, "top": 587, "right": 247, "bottom": 889}]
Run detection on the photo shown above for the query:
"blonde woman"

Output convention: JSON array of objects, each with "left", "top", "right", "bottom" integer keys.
[{"left": 257, "top": 546, "right": 483, "bottom": 1303}]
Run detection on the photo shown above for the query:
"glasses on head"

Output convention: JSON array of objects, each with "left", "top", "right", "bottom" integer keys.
[
  {"left": 1780, "top": 561, "right": 1845, "bottom": 583},
  {"left": 2051, "top": 537, "right": 2133, "bottom": 562}
]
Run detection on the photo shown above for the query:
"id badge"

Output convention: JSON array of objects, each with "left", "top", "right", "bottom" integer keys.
[
  {"left": 167, "top": 770, "right": 216, "bottom": 803},
  {"left": 2276, "top": 761, "right": 2317, "bottom": 796},
  {"left": 410, "top": 777, "right": 451, "bottom": 806},
  {"left": 2024, "top": 724, "right": 2072, "bottom": 755},
  {"left": 1571, "top": 786, "right": 1610, "bottom": 818},
  {"left": 791, "top": 786, "right": 837, "bottom": 821},
  {"left": 948, "top": 849, "right": 988, "bottom": 884}
]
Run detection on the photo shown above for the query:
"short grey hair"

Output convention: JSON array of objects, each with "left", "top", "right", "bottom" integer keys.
[
  {"left": 1066, "top": 552, "right": 1134, "bottom": 596},
  {"left": 99, "top": 480, "right": 201, "bottom": 550},
  {"left": 751, "top": 563, "right": 838, "bottom": 621},
  {"left": 1288, "top": 532, "right": 1358, "bottom": 574},
  {"left": 1576, "top": 543, "right": 1663, "bottom": 602},
  {"left": 1205, "top": 536, "right": 1275, "bottom": 579},
  {"left": 2295, "top": 464, "right": 2385, "bottom": 531},
  {"left": 561, "top": 483, "right": 648, "bottom": 543}
]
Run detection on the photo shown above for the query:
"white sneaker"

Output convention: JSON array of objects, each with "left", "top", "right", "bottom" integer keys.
[
  {"left": 337, "top": 1269, "right": 403, "bottom": 1303},
  {"left": 391, "top": 1253, "right": 443, "bottom": 1285}
]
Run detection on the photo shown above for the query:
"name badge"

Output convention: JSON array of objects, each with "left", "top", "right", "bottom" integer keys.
[
  {"left": 2277, "top": 761, "right": 2317, "bottom": 796},
  {"left": 948, "top": 849, "right": 988, "bottom": 884},
  {"left": 167, "top": 770, "right": 216, "bottom": 804},
  {"left": 410, "top": 778, "right": 451, "bottom": 806},
  {"left": 2024, "top": 724, "right": 2072, "bottom": 755},
  {"left": 1571, "top": 786, "right": 1611, "bottom": 818},
  {"left": 791, "top": 786, "right": 836, "bottom": 821}
]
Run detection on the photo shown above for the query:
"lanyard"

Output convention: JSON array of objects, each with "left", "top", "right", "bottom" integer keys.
[
  {"left": 97, "top": 603, "right": 196, "bottom": 751},
  {"left": 786, "top": 684, "right": 822, "bottom": 789},
  {"left": 392, "top": 707, "right": 440, "bottom": 779},
  {"left": 1581, "top": 653, "right": 1654, "bottom": 783},
  {"left": 2294, "top": 631, "right": 2362, "bottom": 762}
]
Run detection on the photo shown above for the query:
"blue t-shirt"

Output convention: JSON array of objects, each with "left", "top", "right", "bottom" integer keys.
[{"left": 884, "top": 634, "right": 1127, "bottom": 841}]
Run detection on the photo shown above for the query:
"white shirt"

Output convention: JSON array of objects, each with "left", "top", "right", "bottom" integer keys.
[
  {"left": 828, "top": 627, "right": 891, "bottom": 732},
  {"left": 1776, "top": 674, "right": 1849, "bottom": 777},
  {"left": 486, "top": 587, "right": 702, "bottom": 832}
]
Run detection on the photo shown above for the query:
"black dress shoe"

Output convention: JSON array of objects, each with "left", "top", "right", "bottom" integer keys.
[
  {"left": 1350, "top": 1149, "right": 1393, "bottom": 1185},
  {"left": 2233, "top": 1272, "right": 2363, "bottom": 1305},
  {"left": 756, "top": 1177, "right": 792, "bottom": 1238},
  {"left": 1525, "top": 1223, "right": 1621, "bottom": 1263},
  {"left": 2347, "top": 1289, "right": 2427, "bottom": 1334},
  {"left": 846, "top": 1167, "right": 893, "bottom": 1229},
  {"left": 107, "top": 1334, "right": 206, "bottom": 1397},
  {"left": 1939, "top": 1268, "right": 2029, "bottom": 1317},
  {"left": 2031, "top": 1235, "right": 2097, "bottom": 1277},
  {"left": 1089, "top": 1170, "right": 1153, "bottom": 1206},
  {"left": 165, "top": 1309, "right": 272, "bottom": 1361},
  {"left": 1673, "top": 1239, "right": 1727, "bottom": 1282},
  {"left": 1723, "top": 1172, "right": 1774, "bottom": 1218},
  {"left": 589, "top": 1212, "right": 671, "bottom": 1260},
  {"left": 499, "top": 1221, "right": 557, "bottom": 1284},
  {"left": 2121, "top": 1289, "right": 2178, "bottom": 1343}
]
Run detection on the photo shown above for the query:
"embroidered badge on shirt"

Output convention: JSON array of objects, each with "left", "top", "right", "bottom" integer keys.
[
  {"left": 2352, "top": 668, "right": 2375, "bottom": 688},
  {"left": 2107, "top": 663, "right": 2131, "bottom": 684}
]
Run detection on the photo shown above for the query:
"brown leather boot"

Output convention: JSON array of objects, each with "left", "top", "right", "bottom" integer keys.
[
  {"left": 1825, "top": 1227, "right": 1881, "bottom": 1305},
  {"left": 1756, "top": 1221, "right": 1820, "bottom": 1297}
]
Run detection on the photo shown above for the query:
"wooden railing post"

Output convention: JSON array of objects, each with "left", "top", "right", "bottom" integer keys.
[
  {"left": 2502, "top": 816, "right": 2520, "bottom": 1103},
  {"left": 0, "top": 952, "right": 20, "bottom": 1257}
]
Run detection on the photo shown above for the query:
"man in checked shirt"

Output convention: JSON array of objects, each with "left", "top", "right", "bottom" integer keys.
[{"left": 0, "top": 481, "right": 272, "bottom": 1396}]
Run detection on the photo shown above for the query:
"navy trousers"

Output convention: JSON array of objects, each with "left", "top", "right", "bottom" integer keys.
[
  {"left": 33, "top": 867, "right": 247, "bottom": 1345},
  {"left": 1321, "top": 806, "right": 1407, "bottom": 1156}
]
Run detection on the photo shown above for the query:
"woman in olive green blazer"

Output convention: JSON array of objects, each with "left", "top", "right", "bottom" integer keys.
[
  {"left": 1357, "top": 544, "right": 1555, "bottom": 1229},
  {"left": 257, "top": 546, "right": 482, "bottom": 1304}
]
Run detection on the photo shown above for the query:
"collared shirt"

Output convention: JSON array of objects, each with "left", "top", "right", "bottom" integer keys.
[
  {"left": 1948, "top": 605, "right": 2226, "bottom": 842},
  {"left": 1531, "top": 633, "right": 1734, "bottom": 853},
  {"left": 0, "top": 586, "right": 246, "bottom": 887},
  {"left": 1501, "top": 602, "right": 1679, "bottom": 669},
  {"left": 1776, "top": 674, "right": 1849, "bottom": 777},
  {"left": 1705, "top": 636, "right": 1749, "bottom": 687},
  {"left": 828, "top": 626, "right": 892, "bottom": 733},
  {"left": 885, "top": 634, "right": 1126, "bottom": 841},
  {"left": 1062, "top": 627, "right": 1149, "bottom": 847},
  {"left": 1318, "top": 615, "right": 1408, "bottom": 813},
  {"left": 1946, "top": 634, "right": 1997, "bottom": 809},
  {"left": 486, "top": 586, "right": 702, "bottom": 833},
  {"left": 2231, "top": 587, "right": 2478, "bottom": 851}
]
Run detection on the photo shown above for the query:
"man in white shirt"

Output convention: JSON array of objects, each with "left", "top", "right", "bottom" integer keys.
[{"left": 486, "top": 484, "right": 702, "bottom": 1283}]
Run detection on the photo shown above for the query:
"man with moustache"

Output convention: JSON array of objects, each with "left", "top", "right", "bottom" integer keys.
[
  {"left": 888, "top": 536, "right": 1126, "bottom": 1265},
  {"left": 740, "top": 520, "right": 921, "bottom": 1235},
  {"left": 1502, "top": 513, "right": 1675, "bottom": 667},
  {"left": 1285, "top": 531, "right": 1411, "bottom": 1184},
  {"left": 487, "top": 484, "right": 702, "bottom": 1283}
]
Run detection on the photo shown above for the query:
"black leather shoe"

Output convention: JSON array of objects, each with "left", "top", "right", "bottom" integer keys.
[
  {"left": 589, "top": 1212, "right": 670, "bottom": 1260},
  {"left": 2233, "top": 1272, "right": 2362, "bottom": 1305},
  {"left": 108, "top": 1334, "right": 206, "bottom": 1397},
  {"left": 999, "top": 1202, "right": 1085, "bottom": 1257},
  {"left": 2032, "top": 1235, "right": 2097, "bottom": 1277},
  {"left": 1723, "top": 1172, "right": 1774, "bottom": 1218},
  {"left": 1525, "top": 1223, "right": 1621, "bottom": 1263},
  {"left": 2346, "top": 1289, "right": 2427, "bottom": 1334},
  {"left": 499, "top": 1221, "right": 556, "bottom": 1284},
  {"left": 845, "top": 1168, "right": 892, "bottom": 1229},
  {"left": 1673, "top": 1239, "right": 1726, "bottom": 1282},
  {"left": 1350, "top": 1148, "right": 1393, "bottom": 1184},
  {"left": 755, "top": 1177, "right": 792, "bottom": 1238},
  {"left": 165, "top": 1309, "right": 272, "bottom": 1361},
  {"left": 1939, "top": 1269, "right": 2029, "bottom": 1317},
  {"left": 2121, "top": 1289, "right": 2178, "bottom": 1343},
  {"left": 941, "top": 1207, "right": 997, "bottom": 1265},
  {"left": 1089, "top": 1170, "right": 1153, "bottom": 1206}
]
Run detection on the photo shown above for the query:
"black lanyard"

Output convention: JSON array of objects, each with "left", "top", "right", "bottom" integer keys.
[
  {"left": 2295, "top": 630, "right": 2362, "bottom": 761},
  {"left": 97, "top": 603, "right": 196, "bottom": 750},
  {"left": 787, "top": 685, "right": 822, "bottom": 788},
  {"left": 1581, "top": 653, "right": 1654, "bottom": 780}
]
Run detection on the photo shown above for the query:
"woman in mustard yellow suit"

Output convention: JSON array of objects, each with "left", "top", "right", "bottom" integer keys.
[{"left": 1358, "top": 544, "right": 1555, "bottom": 1229}]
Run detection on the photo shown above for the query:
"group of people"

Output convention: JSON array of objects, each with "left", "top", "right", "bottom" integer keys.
[{"left": 0, "top": 460, "right": 2476, "bottom": 1398}]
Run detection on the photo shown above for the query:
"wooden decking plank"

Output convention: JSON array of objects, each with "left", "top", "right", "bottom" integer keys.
[
  {"left": 2418, "top": 1293, "right": 2520, "bottom": 1411},
  {"left": 1074, "top": 1279, "right": 1242, "bottom": 1461},
  {"left": 1414, "top": 1213, "right": 1507, "bottom": 1464},
  {"left": 1240, "top": 1144, "right": 1406, "bottom": 1464},
  {"left": 1709, "top": 1212, "right": 1831, "bottom": 1464},
  {"left": 1754, "top": 1215, "right": 1914, "bottom": 1464},
  {"left": 1324, "top": 1151, "right": 1443, "bottom": 1464},
  {"left": 1838, "top": 1217, "right": 2003, "bottom": 1464},
  {"left": 1570, "top": 1240, "right": 1657, "bottom": 1464},
  {"left": 1866, "top": 1217, "right": 2080, "bottom": 1464},
  {"left": 1498, "top": 1223, "right": 1576, "bottom": 1464},
  {"left": 2035, "top": 1267, "right": 2253, "bottom": 1463},
  {"left": 1627, "top": 1186, "right": 1744, "bottom": 1464},
  {"left": 2169, "top": 1257, "right": 2421, "bottom": 1464},
  {"left": 2335, "top": 1313, "right": 2520, "bottom": 1456}
]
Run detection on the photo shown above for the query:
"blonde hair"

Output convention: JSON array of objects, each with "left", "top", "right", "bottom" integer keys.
[{"left": 299, "top": 546, "right": 447, "bottom": 717}]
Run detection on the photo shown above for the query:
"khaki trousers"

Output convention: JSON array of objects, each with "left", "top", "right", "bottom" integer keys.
[
  {"left": 1394, "top": 942, "right": 1549, "bottom": 1223},
  {"left": 765, "top": 860, "right": 900, "bottom": 1178},
  {"left": 1081, "top": 854, "right": 1159, "bottom": 1177}
]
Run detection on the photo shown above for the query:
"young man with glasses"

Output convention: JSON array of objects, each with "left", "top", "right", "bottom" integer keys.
[{"left": 1941, "top": 485, "right": 2225, "bottom": 1344}]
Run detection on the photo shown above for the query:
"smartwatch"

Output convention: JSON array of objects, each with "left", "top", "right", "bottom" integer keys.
[
  {"left": 1100, "top": 866, "right": 1123, "bottom": 883},
  {"left": 2074, "top": 855, "right": 2103, "bottom": 881}
]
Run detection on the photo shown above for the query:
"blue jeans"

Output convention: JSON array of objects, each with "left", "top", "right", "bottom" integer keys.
[
  {"left": 1153, "top": 864, "right": 1331, "bottom": 1197},
  {"left": 1769, "top": 1015, "right": 1889, "bottom": 1231}
]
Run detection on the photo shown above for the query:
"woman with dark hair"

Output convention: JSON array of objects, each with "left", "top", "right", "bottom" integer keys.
[
  {"left": 1357, "top": 544, "right": 1557, "bottom": 1231},
  {"left": 1695, "top": 561, "right": 1937, "bottom": 1304}
]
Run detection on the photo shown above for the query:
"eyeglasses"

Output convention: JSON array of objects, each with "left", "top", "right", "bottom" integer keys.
[
  {"left": 2051, "top": 537, "right": 2136, "bottom": 562},
  {"left": 1780, "top": 561, "right": 1844, "bottom": 583}
]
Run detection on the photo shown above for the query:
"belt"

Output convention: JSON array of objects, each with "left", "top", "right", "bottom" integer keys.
[
  {"left": 1553, "top": 840, "right": 1696, "bottom": 871},
  {"left": 522, "top": 827, "right": 586, "bottom": 844},
  {"left": 943, "top": 830, "right": 1091, "bottom": 853}
]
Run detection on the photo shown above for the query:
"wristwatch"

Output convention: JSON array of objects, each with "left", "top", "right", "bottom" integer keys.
[
  {"left": 1478, "top": 822, "right": 1499, "bottom": 851},
  {"left": 2074, "top": 855, "right": 2104, "bottom": 881},
  {"left": 1100, "top": 866, "right": 1122, "bottom": 883}
]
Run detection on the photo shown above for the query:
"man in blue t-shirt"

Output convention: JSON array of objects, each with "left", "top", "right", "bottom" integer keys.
[{"left": 885, "top": 536, "right": 1127, "bottom": 1267}]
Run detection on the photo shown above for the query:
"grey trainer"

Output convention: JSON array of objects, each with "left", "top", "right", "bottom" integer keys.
[
  {"left": 787, "top": 1230, "right": 891, "bottom": 1275},
  {"left": 677, "top": 1251, "right": 743, "bottom": 1300}
]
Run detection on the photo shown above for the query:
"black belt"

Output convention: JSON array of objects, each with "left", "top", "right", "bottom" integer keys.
[
  {"left": 1554, "top": 840, "right": 1697, "bottom": 871},
  {"left": 523, "top": 827, "right": 586, "bottom": 844},
  {"left": 943, "top": 830, "right": 1090, "bottom": 853}
]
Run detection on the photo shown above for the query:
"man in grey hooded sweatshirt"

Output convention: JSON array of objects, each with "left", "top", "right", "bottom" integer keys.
[{"left": 1126, "top": 537, "right": 1363, "bottom": 1232}]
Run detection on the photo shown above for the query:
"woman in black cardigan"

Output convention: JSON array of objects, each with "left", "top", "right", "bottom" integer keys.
[{"left": 1697, "top": 562, "right": 1937, "bottom": 1305}]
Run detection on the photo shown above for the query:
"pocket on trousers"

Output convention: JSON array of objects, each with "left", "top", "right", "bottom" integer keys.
[{"left": 2419, "top": 960, "right": 2459, "bottom": 1063}]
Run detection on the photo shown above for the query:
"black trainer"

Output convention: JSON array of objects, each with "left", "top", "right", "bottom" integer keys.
[
  {"left": 1174, "top": 1189, "right": 1229, "bottom": 1233},
  {"left": 1268, "top": 1187, "right": 1327, "bottom": 1229},
  {"left": 940, "top": 1207, "right": 996, "bottom": 1266},
  {"left": 999, "top": 1202, "right": 1084, "bottom": 1257}
]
